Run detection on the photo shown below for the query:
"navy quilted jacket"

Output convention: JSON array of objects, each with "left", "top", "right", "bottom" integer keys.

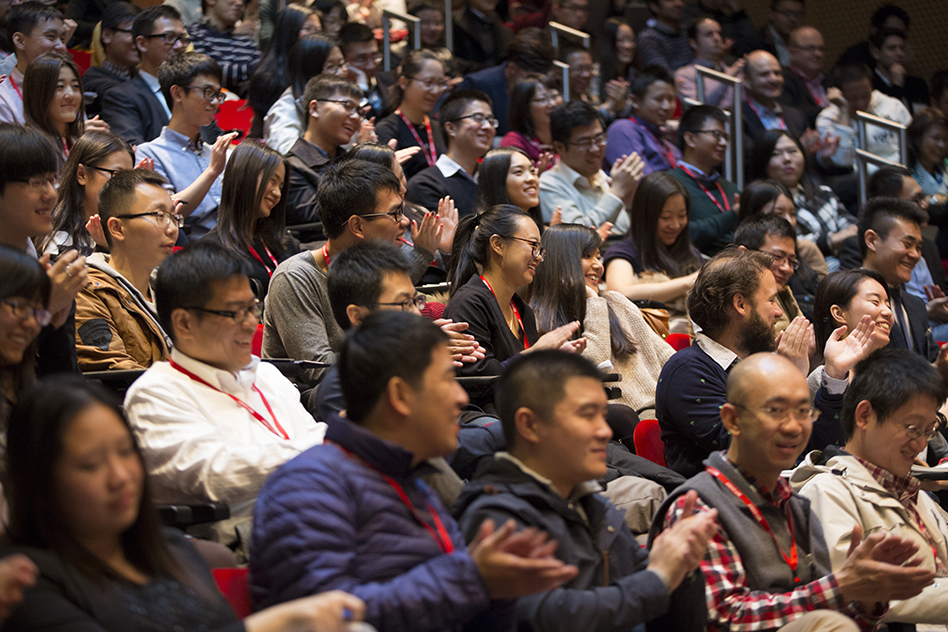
[{"left": 249, "top": 416, "right": 494, "bottom": 632}]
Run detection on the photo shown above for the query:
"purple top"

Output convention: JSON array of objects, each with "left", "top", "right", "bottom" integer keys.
[
  {"left": 604, "top": 116, "right": 681, "bottom": 176},
  {"left": 500, "top": 131, "right": 557, "bottom": 171}
]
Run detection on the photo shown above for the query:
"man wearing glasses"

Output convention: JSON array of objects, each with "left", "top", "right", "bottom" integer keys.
[
  {"left": 75, "top": 170, "right": 178, "bottom": 371},
  {"left": 136, "top": 51, "right": 239, "bottom": 241},
  {"left": 339, "top": 22, "right": 390, "bottom": 120},
  {"left": 125, "top": 240, "right": 327, "bottom": 554},
  {"left": 792, "top": 347, "right": 948, "bottom": 629}
]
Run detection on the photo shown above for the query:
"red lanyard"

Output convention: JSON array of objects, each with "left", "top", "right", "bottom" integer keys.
[
  {"left": 745, "top": 98, "right": 788, "bottom": 130},
  {"left": 396, "top": 108, "right": 437, "bottom": 167},
  {"left": 789, "top": 67, "right": 827, "bottom": 107},
  {"left": 321, "top": 243, "right": 332, "bottom": 268},
  {"left": 706, "top": 466, "right": 800, "bottom": 581},
  {"left": 334, "top": 443, "right": 455, "bottom": 554},
  {"left": 630, "top": 117, "right": 677, "bottom": 169},
  {"left": 169, "top": 359, "right": 290, "bottom": 440},
  {"left": 8, "top": 75, "right": 21, "bottom": 100},
  {"left": 248, "top": 243, "right": 279, "bottom": 278},
  {"left": 480, "top": 275, "right": 529, "bottom": 349},
  {"left": 908, "top": 502, "right": 942, "bottom": 567},
  {"left": 678, "top": 164, "right": 731, "bottom": 214}
]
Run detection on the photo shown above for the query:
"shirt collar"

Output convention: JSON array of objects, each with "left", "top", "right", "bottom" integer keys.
[
  {"left": 874, "top": 67, "right": 893, "bottom": 88},
  {"left": 694, "top": 58, "right": 723, "bottom": 71},
  {"left": 436, "top": 153, "right": 476, "bottom": 181},
  {"left": 678, "top": 160, "right": 717, "bottom": 181},
  {"left": 695, "top": 331, "right": 740, "bottom": 371},
  {"left": 852, "top": 454, "right": 920, "bottom": 509},
  {"left": 9, "top": 65, "right": 23, "bottom": 84},
  {"left": 495, "top": 452, "right": 602, "bottom": 501},
  {"left": 169, "top": 347, "right": 260, "bottom": 394},
  {"left": 159, "top": 125, "right": 203, "bottom": 152},
  {"left": 723, "top": 453, "right": 793, "bottom": 508},
  {"left": 748, "top": 97, "right": 783, "bottom": 116},
  {"left": 140, "top": 70, "right": 160, "bottom": 92},
  {"left": 554, "top": 160, "right": 606, "bottom": 191}
]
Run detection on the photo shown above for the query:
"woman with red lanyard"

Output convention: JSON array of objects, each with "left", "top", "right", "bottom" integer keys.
[
  {"left": 443, "top": 204, "right": 585, "bottom": 407},
  {"left": 375, "top": 49, "right": 448, "bottom": 182},
  {"left": 200, "top": 140, "right": 300, "bottom": 301}
]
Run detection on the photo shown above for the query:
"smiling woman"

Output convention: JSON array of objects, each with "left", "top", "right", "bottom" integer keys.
[
  {"left": 22, "top": 53, "right": 85, "bottom": 169},
  {"left": 475, "top": 147, "right": 542, "bottom": 229}
]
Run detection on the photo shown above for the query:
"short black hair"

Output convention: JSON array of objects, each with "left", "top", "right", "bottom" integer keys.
[
  {"left": 506, "top": 27, "right": 554, "bottom": 74},
  {"left": 101, "top": 1, "right": 140, "bottom": 49},
  {"left": 7, "top": 2, "right": 62, "bottom": 39},
  {"left": 98, "top": 169, "right": 170, "bottom": 247},
  {"left": 157, "top": 51, "right": 222, "bottom": 108},
  {"left": 339, "top": 310, "right": 448, "bottom": 424},
  {"left": 870, "top": 27, "right": 906, "bottom": 50},
  {"left": 857, "top": 197, "right": 927, "bottom": 259},
  {"left": 132, "top": 4, "right": 181, "bottom": 39},
  {"left": 867, "top": 165, "right": 911, "bottom": 199},
  {"left": 734, "top": 213, "right": 797, "bottom": 250},
  {"left": 496, "top": 350, "right": 603, "bottom": 448},
  {"left": 841, "top": 348, "right": 945, "bottom": 439},
  {"left": 338, "top": 21, "right": 374, "bottom": 56},
  {"left": 678, "top": 103, "right": 727, "bottom": 149},
  {"left": 317, "top": 159, "right": 402, "bottom": 239},
  {"left": 831, "top": 63, "right": 873, "bottom": 88},
  {"left": 438, "top": 88, "right": 492, "bottom": 141},
  {"left": 549, "top": 100, "right": 601, "bottom": 147},
  {"left": 871, "top": 4, "right": 909, "bottom": 31},
  {"left": 301, "top": 74, "right": 362, "bottom": 123},
  {"left": 328, "top": 240, "right": 413, "bottom": 330},
  {"left": 630, "top": 64, "right": 674, "bottom": 99},
  {"left": 0, "top": 124, "right": 57, "bottom": 195},
  {"left": 154, "top": 241, "right": 253, "bottom": 344}
]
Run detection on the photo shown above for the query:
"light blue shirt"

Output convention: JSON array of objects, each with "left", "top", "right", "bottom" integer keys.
[
  {"left": 135, "top": 127, "right": 222, "bottom": 239},
  {"left": 0, "top": 54, "right": 16, "bottom": 79},
  {"left": 139, "top": 70, "right": 172, "bottom": 120}
]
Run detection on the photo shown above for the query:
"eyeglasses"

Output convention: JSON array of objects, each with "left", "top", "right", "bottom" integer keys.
[
  {"left": 112, "top": 27, "right": 133, "bottom": 34},
  {"left": 1, "top": 298, "right": 52, "bottom": 327},
  {"left": 695, "top": 129, "right": 730, "bottom": 142},
  {"left": 407, "top": 76, "right": 450, "bottom": 91},
  {"left": 351, "top": 53, "right": 383, "bottom": 66},
  {"left": 316, "top": 98, "right": 366, "bottom": 118},
  {"left": 144, "top": 31, "right": 191, "bottom": 46},
  {"left": 504, "top": 235, "right": 545, "bottom": 259},
  {"left": 733, "top": 402, "right": 818, "bottom": 424},
  {"left": 755, "top": 249, "right": 799, "bottom": 270},
  {"left": 566, "top": 133, "right": 607, "bottom": 151},
  {"left": 904, "top": 423, "right": 939, "bottom": 442},
  {"left": 452, "top": 113, "right": 499, "bottom": 128},
  {"left": 790, "top": 44, "right": 825, "bottom": 54},
  {"left": 362, "top": 203, "right": 405, "bottom": 222},
  {"left": 83, "top": 164, "right": 121, "bottom": 178},
  {"left": 369, "top": 294, "right": 427, "bottom": 312},
  {"left": 531, "top": 90, "right": 562, "bottom": 106},
  {"left": 13, "top": 174, "right": 57, "bottom": 190},
  {"left": 323, "top": 61, "right": 349, "bottom": 75},
  {"left": 187, "top": 300, "right": 262, "bottom": 323},
  {"left": 186, "top": 85, "right": 226, "bottom": 104},
  {"left": 113, "top": 210, "right": 185, "bottom": 228}
]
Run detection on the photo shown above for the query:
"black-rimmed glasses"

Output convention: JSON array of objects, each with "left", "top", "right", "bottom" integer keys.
[
  {"left": 369, "top": 295, "right": 427, "bottom": 312},
  {"left": 504, "top": 235, "right": 545, "bottom": 259},
  {"left": 1, "top": 298, "right": 52, "bottom": 327},
  {"left": 187, "top": 300, "right": 262, "bottom": 323},
  {"left": 143, "top": 31, "right": 191, "bottom": 46},
  {"left": 362, "top": 204, "right": 405, "bottom": 222},
  {"left": 566, "top": 133, "right": 607, "bottom": 152},
  {"left": 113, "top": 210, "right": 185, "bottom": 228},
  {"left": 83, "top": 164, "right": 121, "bottom": 178},
  {"left": 186, "top": 84, "right": 226, "bottom": 104},
  {"left": 452, "top": 113, "right": 499, "bottom": 128},
  {"left": 316, "top": 98, "right": 367, "bottom": 118}
]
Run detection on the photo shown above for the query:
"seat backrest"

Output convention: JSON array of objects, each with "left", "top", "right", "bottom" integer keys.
[
  {"left": 633, "top": 419, "right": 666, "bottom": 468},
  {"left": 252, "top": 323, "right": 264, "bottom": 356},
  {"left": 665, "top": 333, "right": 691, "bottom": 351},
  {"left": 213, "top": 567, "right": 252, "bottom": 619}
]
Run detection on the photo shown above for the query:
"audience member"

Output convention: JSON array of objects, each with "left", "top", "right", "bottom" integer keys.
[
  {"left": 5, "top": 376, "right": 367, "bottom": 631},
  {"left": 670, "top": 104, "right": 740, "bottom": 254},
  {"left": 475, "top": 147, "right": 541, "bottom": 227},
  {"left": 284, "top": 75, "right": 365, "bottom": 235},
  {"left": 75, "top": 169, "right": 176, "bottom": 371},
  {"left": 315, "top": 0, "right": 347, "bottom": 40},
  {"left": 456, "top": 28, "right": 553, "bottom": 138},
  {"left": 246, "top": 4, "right": 319, "bottom": 138},
  {"left": 656, "top": 247, "right": 860, "bottom": 476},
  {"left": 605, "top": 66, "right": 680, "bottom": 176},
  {"left": 406, "top": 89, "right": 495, "bottom": 216},
  {"left": 81, "top": 2, "right": 141, "bottom": 117},
  {"left": 23, "top": 54, "right": 85, "bottom": 168},
  {"left": 560, "top": 45, "right": 626, "bottom": 125},
  {"left": 815, "top": 63, "right": 911, "bottom": 172},
  {"left": 455, "top": 350, "right": 717, "bottom": 632},
  {"left": 0, "top": 2, "right": 68, "bottom": 125},
  {"left": 136, "top": 52, "right": 238, "bottom": 240},
  {"left": 202, "top": 140, "right": 299, "bottom": 301},
  {"left": 452, "top": 0, "right": 512, "bottom": 75},
  {"left": 528, "top": 224, "right": 675, "bottom": 413},
  {"left": 500, "top": 73, "right": 561, "bottom": 169},
  {"left": 597, "top": 17, "right": 637, "bottom": 111},
  {"left": 338, "top": 22, "right": 388, "bottom": 119},
  {"left": 736, "top": 0, "right": 804, "bottom": 65},
  {"left": 404, "top": 0, "right": 456, "bottom": 77},
  {"left": 41, "top": 132, "right": 135, "bottom": 258},
  {"left": 549, "top": 0, "right": 588, "bottom": 30},
  {"left": 263, "top": 34, "right": 348, "bottom": 155},
  {"left": 674, "top": 18, "right": 742, "bottom": 111},
  {"left": 741, "top": 50, "right": 809, "bottom": 159},
  {"left": 124, "top": 241, "right": 327, "bottom": 549},
  {"left": 637, "top": 0, "right": 692, "bottom": 72},
  {"left": 781, "top": 26, "right": 831, "bottom": 126},
  {"left": 869, "top": 28, "right": 928, "bottom": 115},
  {"left": 187, "top": 0, "right": 261, "bottom": 97},
  {"left": 376, "top": 49, "right": 447, "bottom": 181},
  {"left": 541, "top": 101, "right": 640, "bottom": 234},
  {"left": 250, "top": 310, "right": 579, "bottom": 629},
  {"left": 603, "top": 171, "right": 703, "bottom": 334},
  {"left": 656, "top": 351, "right": 934, "bottom": 632},
  {"left": 836, "top": 4, "right": 908, "bottom": 69},
  {"left": 792, "top": 348, "right": 948, "bottom": 627},
  {"left": 681, "top": 0, "right": 757, "bottom": 52},
  {"left": 907, "top": 108, "right": 948, "bottom": 204}
]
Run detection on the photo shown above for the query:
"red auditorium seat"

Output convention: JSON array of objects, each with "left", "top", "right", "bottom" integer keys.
[
  {"left": 665, "top": 333, "right": 691, "bottom": 351},
  {"left": 216, "top": 99, "right": 253, "bottom": 143},
  {"left": 213, "top": 568, "right": 252, "bottom": 619},
  {"left": 633, "top": 418, "right": 666, "bottom": 467}
]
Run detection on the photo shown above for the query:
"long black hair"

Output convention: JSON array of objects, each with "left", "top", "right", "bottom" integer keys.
[
  {"left": 625, "top": 171, "right": 702, "bottom": 277},
  {"left": 749, "top": 129, "right": 821, "bottom": 200},
  {"left": 448, "top": 204, "right": 533, "bottom": 297},
  {"left": 287, "top": 34, "right": 337, "bottom": 99},
  {"left": 475, "top": 147, "right": 542, "bottom": 226},
  {"left": 737, "top": 179, "right": 794, "bottom": 223},
  {"left": 527, "top": 224, "right": 636, "bottom": 358}
]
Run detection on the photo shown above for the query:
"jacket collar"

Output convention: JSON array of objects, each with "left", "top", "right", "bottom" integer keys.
[
  {"left": 288, "top": 137, "right": 333, "bottom": 170},
  {"left": 324, "top": 415, "right": 422, "bottom": 480}
]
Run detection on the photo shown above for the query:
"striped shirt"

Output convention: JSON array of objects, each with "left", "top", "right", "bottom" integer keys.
[{"left": 187, "top": 20, "right": 260, "bottom": 95}]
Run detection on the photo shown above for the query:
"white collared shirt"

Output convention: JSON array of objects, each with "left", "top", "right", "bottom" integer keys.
[
  {"left": 694, "top": 331, "right": 739, "bottom": 371},
  {"left": 140, "top": 70, "right": 172, "bottom": 120},
  {"left": 539, "top": 160, "right": 629, "bottom": 235},
  {"left": 436, "top": 153, "right": 477, "bottom": 181}
]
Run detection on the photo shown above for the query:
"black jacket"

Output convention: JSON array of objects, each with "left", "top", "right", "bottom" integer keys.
[
  {"left": 779, "top": 66, "right": 831, "bottom": 128},
  {"left": 451, "top": 8, "right": 511, "bottom": 75},
  {"left": 284, "top": 137, "right": 332, "bottom": 240}
]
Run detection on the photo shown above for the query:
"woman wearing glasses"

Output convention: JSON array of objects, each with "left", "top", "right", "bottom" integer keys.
[
  {"left": 500, "top": 74, "right": 561, "bottom": 172},
  {"left": 41, "top": 132, "right": 137, "bottom": 258},
  {"left": 443, "top": 205, "right": 585, "bottom": 400},
  {"left": 201, "top": 140, "right": 299, "bottom": 301},
  {"left": 603, "top": 171, "right": 703, "bottom": 334},
  {"left": 376, "top": 49, "right": 448, "bottom": 181}
]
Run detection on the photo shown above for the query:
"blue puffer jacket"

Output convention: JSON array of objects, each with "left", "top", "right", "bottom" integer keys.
[{"left": 249, "top": 416, "right": 495, "bottom": 632}]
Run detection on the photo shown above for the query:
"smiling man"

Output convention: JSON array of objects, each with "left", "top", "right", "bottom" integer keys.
[
  {"left": 741, "top": 50, "right": 808, "bottom": 159},
  {"left": 792, "top": 348, "right": 948, "bottom": 628},
  {"left": 124, "top": 240, "right": 327, "bottom": 551}
]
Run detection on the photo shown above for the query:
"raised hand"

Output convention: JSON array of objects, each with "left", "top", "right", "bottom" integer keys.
[
  {"left": 823, "top": 315, "right": 879, "bottom": 379},
  {"left": 84, "top": 214, "right": 108, "bottom": 249},
  {"left": 531, "top": 321, "right": 582, "bottom": 352},
  {"left": 395, "top": 145, "right": 422, "bottom": 164},
  {"left": 209, "top": 131, "right": 239, "bottom": 175},
  {"left": 775, "top": 316, "right": 812, "bottom": 376},
  {"left": 0, "top": 555, "right": 37, "bottom": 625},
  {"left": 358, "top": 117, "right": 377, "bottom": 143},
  {"left": 436, "top": 196, "right": 458, "bottom": 254},
  {"left": 411, "top": 211, "right": 443, "bottom": 255},
  {"left": 42, "top": 250, "right": 88, "bottom": 319},
  {"left": 134, "top": 157, "right": 155, "bottom": 171}
]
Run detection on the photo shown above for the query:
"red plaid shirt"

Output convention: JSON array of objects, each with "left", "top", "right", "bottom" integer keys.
[{"left": 664, "top": 459, "right": 886, "bottom": 632}]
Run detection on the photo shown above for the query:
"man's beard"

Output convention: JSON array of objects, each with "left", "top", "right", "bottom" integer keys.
[{"left": 738, "top": 306, "right": 776, "bottom": 355}]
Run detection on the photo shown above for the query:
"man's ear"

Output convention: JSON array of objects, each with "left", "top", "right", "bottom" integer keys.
[
  {"left": 11, "top": 31, "right": 25, "bottom": 54},
  {"left": 346, "top": 303, "right": 370, "bottom": 328},
  {"left": 105, "top": 216, "right": 125, "bottom": 245},
  {"left": 853, "top": 399, "right": 875, "bottom": 431},
  {"left": 170, "top": 307, "right": 197, "bottom": 344},
  {"left": 628, "top": 92, "right": 640, "bottom": 113},
  {"left": 102, "top": 29, "right": 114, "bottom": 47},
  {"left": 443, "top": 120, "right": 457, "bottom": 140},
  {"left": 514, "top": 406, "right": 542, "bottom": 446},
  {"left": 134, "top": 34, "right": 147, "bottom": 54},
  {"left": 385, "top": 375, "right": 414, "bottom": 419},
  {"left": 169, "top": 84, "right": 187, "bottom": 104},
  {"left": 688, "top": 37, "right": 698, "bottom": 53},
  {"left": 683, "top": 130, "right": 698, "bottom": 150},
  {"left": 731, "top": 291, "right": 749, "bottom": 318},
  {"left": 720, "top": 402, "right": 741, "bottom": 436},
  {"left": 864, "top": 229, "right": 879, "bottom": 255},
  {"left": 552, "top": 140, "right": 567, "bottom": 156},
  {"left": 347, "top": 214, "right": 366, "bottom": 239}
]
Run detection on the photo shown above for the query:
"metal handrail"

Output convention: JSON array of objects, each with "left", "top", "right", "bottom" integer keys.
[
  {"left": 855, "top": 110, "right": 908, "bottom": 167},
  {"left": 549, "top": 21, "right": 590, "bottom": 50},
  {"left": 553, "top": 60, "right": 570, "bottom": 102},
  {"left": 694, "top": 65, "right": 743, "bottom": 190},
  {"left": 382, "top": 10, "right": 421, "bottom": 72},
  {"left": 855, "top": 149, "right": 907, "bottom": 209},
  {"left": 443, "top": 0, "right": 453, "bottom": 52}
]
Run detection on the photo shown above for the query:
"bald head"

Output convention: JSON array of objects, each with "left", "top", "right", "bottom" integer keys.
[
  {"left": 744, "top": 51, "right": 784, "bottom": 106},
  {"left": 788, "top": 26, "right": 825, "bottom": 78},
  {"left": 727, "top": 353, "right": 807, "bottom": 405}
]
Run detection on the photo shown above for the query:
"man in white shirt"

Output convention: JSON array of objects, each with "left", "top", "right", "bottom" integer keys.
[
  {"left": 539, "top": 101, "right": 641, "bottom": 235},
  {"left": 124, "top": 240, "right": 326, "bottom": 550}
]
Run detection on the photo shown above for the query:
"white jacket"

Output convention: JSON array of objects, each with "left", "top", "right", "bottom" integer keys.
[{"left": 816, "top": 90, "right": 912, "bottom": 170}]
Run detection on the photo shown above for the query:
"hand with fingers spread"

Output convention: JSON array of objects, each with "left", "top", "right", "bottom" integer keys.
[
  {"left": 436, "top": 197, "right": 459, "bottom": 254},
  {"left": 924, "top": 284, "right": 948, "bottom": 323},
  {"left": 411, "top": 211, "right": 443, "bottom": 255},
  {"left": 433, "top": 318, "right": 484, "bottom": 365},
  {"left": 134, "top": 157, "right": 155, "bottom": 171},
  {"left": 649, "top": 491, "right": 718, "bottom": 590},
  {"left": 536, "top": 151, "right": 554, "bottom": 174},
  {"left": 775, "top": 316, "right": 813, "bottom": 376},
  {"left": 610, "top": 152, "right": 644, "bottom": 205},
  {"left": 594, "top": 222, "right": 614, "bottom": 242},
  {"left": 394, "top": 145, "right": 421, "bottom": 164},
  {"left": 823, "top": 315, "right": 879, "bottom": 379},
  {"left": 468, "top": 519, "right": 578, "bottom": 599}
]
